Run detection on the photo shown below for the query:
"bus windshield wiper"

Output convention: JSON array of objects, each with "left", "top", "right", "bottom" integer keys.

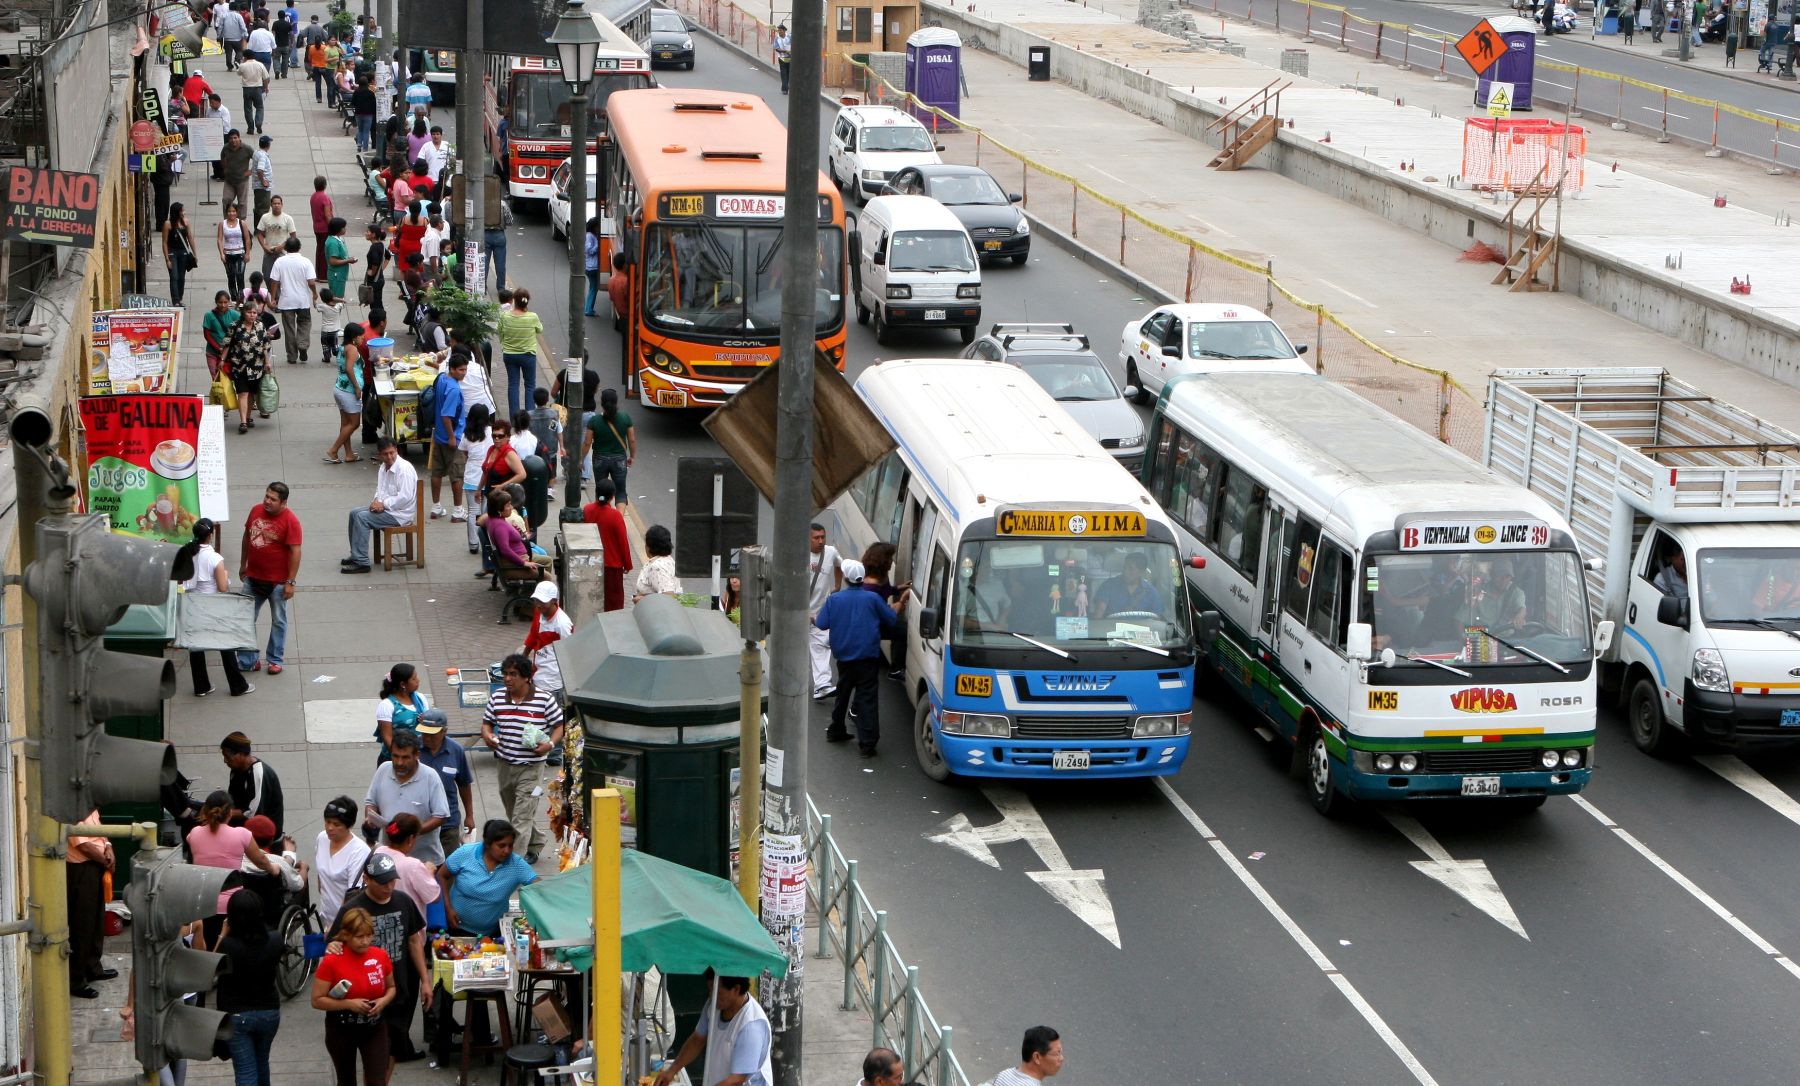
[
  {"left": 1719, "top": 616, "right": 1800, "bottom": 644},
  {"left": 1005, "top": 631, "right": 1072, "bottom": 659},
  {"left": 1107, "top": 637, "right": 1171, "bottom": 657},
  {"left": 1471, "top": 629, "right": 1571, "bottom": 673},
  {"left": 1393, "top": 653, "right": 1472, "bottom": 678}
]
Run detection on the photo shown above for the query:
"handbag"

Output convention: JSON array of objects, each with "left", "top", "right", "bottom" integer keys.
[
  {"left": 258, "top": 370, "right": 281, "bottom": 414},
  {"left": 210, "top": 369, "right": 238, "bottom": 411},
  {"left": 358, "top": 280, "right": 373, "bottom": 305}
]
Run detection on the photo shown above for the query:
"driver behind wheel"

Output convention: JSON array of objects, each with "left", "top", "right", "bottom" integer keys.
[{"left": 1093, "top": 552, "right": 1164, "bottom": 619}]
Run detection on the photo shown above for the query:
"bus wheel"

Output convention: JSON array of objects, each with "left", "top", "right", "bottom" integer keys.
[
  {"left": 1629, "top": 676, "right": 1679, "bottom": 757},
  {"left": 1305, "top": 729, "right": 1344, "bottom": 818},
  {"left": 856, "top": 297, "right": 870, "bottom": 326},
  {"left": 915, "top": 699, "right": 950, "bottom": 782}
]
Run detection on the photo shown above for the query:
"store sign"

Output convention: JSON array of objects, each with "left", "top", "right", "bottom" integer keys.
[
  {"left": 78, "top": 394, "right": 206, "bottom": 544},
  {"left": 3, "top": 166, "right": 101, "bottom": 248},
  {"left": 1449, "top": 687, "right": 1519, "bottom": 714}
]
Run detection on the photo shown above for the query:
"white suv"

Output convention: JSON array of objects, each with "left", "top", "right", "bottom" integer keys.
[{"left": 828, "top": 104, "right": 943, "bottom": 204}]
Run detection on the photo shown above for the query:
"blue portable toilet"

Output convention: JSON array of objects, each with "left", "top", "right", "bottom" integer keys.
[
  {"left": 905, "top": 27, "right": 961, "bottom": 123},
  {"left": 1475, "top": 16, "right": 1537, "bottom": 111}
]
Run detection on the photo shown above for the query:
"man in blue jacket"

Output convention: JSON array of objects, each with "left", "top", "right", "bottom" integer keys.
[{"left": 814, "top": 559, "right": 904, "bottom": 756}]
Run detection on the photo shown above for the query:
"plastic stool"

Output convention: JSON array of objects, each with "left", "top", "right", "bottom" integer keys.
[{"left": 502, "top": 1043, "right": 556, "bottom": 1086}]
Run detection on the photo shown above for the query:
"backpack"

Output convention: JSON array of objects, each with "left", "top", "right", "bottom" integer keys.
[
  {"left": 414, "top": 314, "right": 442, "bottom": 353},
  {"left": 417, "top": 371, "right": 442, "bottom": 436}
]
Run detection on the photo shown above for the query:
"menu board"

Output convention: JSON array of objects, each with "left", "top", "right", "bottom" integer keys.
[{"left": 89, "top": 308, "right": 181, "bottom": 395}]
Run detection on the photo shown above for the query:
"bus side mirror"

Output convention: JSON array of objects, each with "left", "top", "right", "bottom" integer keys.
[
  {"left": 1346, "top": 622, "right": 1373, "bottom": 661},
  {"left": 1594, "top": 620, "right": 1615, "bottom": 654},
  {"left": 1194, "top": 609, "right": 1221, "bottom": 647},
  {"left": 918, "top": 607, "right": 940, "bottom": 640},
  {"left": 1187, "top": 555, "right": 1206, "bottom": 569},
  {"left": 1656, "top": 596, "right": 1689, "bottom": 630}
]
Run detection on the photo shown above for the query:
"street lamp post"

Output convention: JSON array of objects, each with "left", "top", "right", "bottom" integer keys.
[{"left": 549, "top": 0, "right": 601, "bottom": 513}]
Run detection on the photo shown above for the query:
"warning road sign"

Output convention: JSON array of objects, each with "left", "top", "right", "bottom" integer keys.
[
  {"left": 1456, "top": 19, "right": 1505, "bottom": 77},
  {"left": 1486, "top": 81, "right": 1514, "bottom": 119}
]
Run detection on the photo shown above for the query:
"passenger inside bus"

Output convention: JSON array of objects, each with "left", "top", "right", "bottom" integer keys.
[
  {"left": 1092, "top": 553, "right": 1163, "bottom": 618},
  {"left": 1474, "top": 560, "right": 1527, "bottom": 632}
]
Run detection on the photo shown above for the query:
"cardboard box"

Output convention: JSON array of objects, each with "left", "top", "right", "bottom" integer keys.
[{"left": 532, "top": 992, "right": 574, "bottom": 1042}]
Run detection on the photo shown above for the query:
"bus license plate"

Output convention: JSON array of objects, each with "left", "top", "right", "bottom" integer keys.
[
  {"left": 1052, "top": 751, "right": 1090, "bottom": 771},
  {"left": 983, "top": 240, "right": 1002, "bottom": 251},
  {"left": 655, "top": 388, "right": 688, "bottom": 408},
  {"left": 1461, "top": 776, "right": 1501, "bottom": 797},
  {"left": 924, "top": 309, "right": 946, "bottom": 321}
]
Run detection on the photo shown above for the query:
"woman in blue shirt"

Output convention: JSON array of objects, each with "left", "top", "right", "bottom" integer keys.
[
  {"left": 436, "top": 820, "right": 537, "bottom": 936},
  {"left": 583, "top": 217, "right": 602, "bottom": 317}
]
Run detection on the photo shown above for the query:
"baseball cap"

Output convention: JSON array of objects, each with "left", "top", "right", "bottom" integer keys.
[
  {"left": 258, "top": 134, "right": 272, "bottom": 147},
  {"left": 416, "top": 709, "right": 448, "bottom": 734},
  {"left": 244, "top": 814, "right": 277, "bottom": 843},
  {"left": 363, "top": 853, "right": 399, "bottom": 884},
  {"left": 532, "top": 581, "right": 560, "bottom": 603},
  {"left": 841, "top": 559, "right": 866, "bottom": 583}
]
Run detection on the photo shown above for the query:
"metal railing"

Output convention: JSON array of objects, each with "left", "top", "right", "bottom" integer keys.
[{"left": 806, "top": 797, "right": 976, "bottom": 1086}]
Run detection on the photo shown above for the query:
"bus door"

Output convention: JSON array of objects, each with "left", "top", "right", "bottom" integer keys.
[{"left": 1256, "top": 500, "right": 1298, "bottom": 722}]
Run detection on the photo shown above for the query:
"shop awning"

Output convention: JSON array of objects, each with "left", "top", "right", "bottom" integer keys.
[{"left": 518, "top": 849, "right": 788, "bottom": 977}]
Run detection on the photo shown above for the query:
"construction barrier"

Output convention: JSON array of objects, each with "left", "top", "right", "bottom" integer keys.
[
  {"left": 1461, "top": 119, "right": 1587, "bottom": 193},
  {"left": 672, "top": 0, "right": 1488, "bottom": 456}
]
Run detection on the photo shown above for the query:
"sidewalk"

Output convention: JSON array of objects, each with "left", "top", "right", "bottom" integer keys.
[{"left": 66, "top": 11, "right": 874, "bottom": 1081}]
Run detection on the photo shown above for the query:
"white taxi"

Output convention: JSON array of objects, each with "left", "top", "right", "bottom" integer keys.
[
  {"left": 828, "top": 103, "right": 943, "bottom": 204},
  {"left": 1118, "top": 302, "right": 1312, "bottom": 403}
]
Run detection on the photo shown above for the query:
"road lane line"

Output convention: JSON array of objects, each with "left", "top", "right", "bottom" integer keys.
[
  {"left": 1319, "top": 279, "right": 1378, "bottom": 308},
  {"left": 1156, "top": 779, "right": 1442, "bottom": 1086},
  {"left": 1695, "top": 755, "right": 1800, "bottom": 829},
  {"left": 1569, "top": 795, "right": 1800, "bottom": 982}
]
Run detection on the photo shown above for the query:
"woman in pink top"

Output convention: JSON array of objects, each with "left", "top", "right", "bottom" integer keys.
[
  {"left": 373, "top": 813, "right": 441, "bottom": 907},
  {"left": 186, "top": 790, "right": 279, "bottom": 945}
]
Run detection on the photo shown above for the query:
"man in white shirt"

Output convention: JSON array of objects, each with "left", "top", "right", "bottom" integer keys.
[
  {"left": 989, "top": 1027, "right": 1064, "bottom": 1086},
  {"left": 267, "top": 236, "right": 317, "bottom": 365},
  {"left": 521, "top": 582, "right": 574, "bottom": 699},
  {"left": 250, "top": 134, "right": 274, "bottom": 222},
  {"left": 420, "top": 212, "right": 445, "bottom": 278},
  {"left": 238, "top": 55, "right": 269, "bottom": 135},
  {"left": 344, "top": 439, "right": 417, "bottom": 573},
  {"left": 856, "top": 1048, "right": 901, "bottom": 1086},
  {"left": 807, "top": 522, "right": 843, "bottom": 699},
  {"left": 420, "top": 127, "right": 450, "bottom": 185},
  {"left": 246, "top": 19, "right": 276, "bottom": 69}
]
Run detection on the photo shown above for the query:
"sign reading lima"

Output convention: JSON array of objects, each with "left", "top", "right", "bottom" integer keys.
[{"left": 996, "top": 509, "right": 1146, "bottom": 537}]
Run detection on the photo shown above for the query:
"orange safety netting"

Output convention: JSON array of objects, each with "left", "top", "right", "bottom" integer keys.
[{"left": 1461, "top": 118, "right": 1586, "bottom": 193}]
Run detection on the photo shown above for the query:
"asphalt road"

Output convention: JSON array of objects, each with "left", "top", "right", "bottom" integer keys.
[
  {"left": 479, "top": 38, "right": 1800, "bottom": 1086},
  {"left": 1198, "top": 0, "right": 1800, "bottom": 165}
]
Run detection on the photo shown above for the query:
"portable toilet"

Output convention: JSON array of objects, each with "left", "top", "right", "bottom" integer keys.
[
  {"left": 1475, "top": 16, "right": 1537, "bottom": 111},
  {"left": 904, "top": 27, "right": 961, "bottom": 123}
]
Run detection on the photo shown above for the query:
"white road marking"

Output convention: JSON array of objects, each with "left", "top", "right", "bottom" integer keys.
[
  {"left": 1695, "top": 755, "right": 1800, "bottom": 829},
  {"left": 927, "top": 786, "right": 1121, "bottom": 948},
  {"left": 1383, "top": 813, "right": 1528, "bottom": 939},
  {"left": 1156, "top": 779, "right": 1442, "bottom": 1086},
  {"left": 1640, "top": 105, "right": 1691, "bottom": 121},
  {"left": 1570, "top": 794, "right": 1800, "bottom": 983},
  {"left": 1319, "top": 279, "right": 1378, "bottom": 308}
]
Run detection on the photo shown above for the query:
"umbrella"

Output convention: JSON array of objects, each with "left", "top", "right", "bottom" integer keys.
[{"left": 519, "top": 849, "right": 788, "bottom": 977}]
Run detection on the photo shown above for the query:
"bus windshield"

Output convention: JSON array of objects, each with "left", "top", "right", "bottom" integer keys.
[
  {"left": 951, "top": 539, "right": 1191, "bottom": 650},
  {"left": 509, "top": 71, "right": 651, "bottom": 137},
  {"left": 644, "top": 222, "right": 844, "bottom": 335},
  {"left": 1364, "top": 550, "right": 1591, "bottom": 666},
  {"left": 1694, "top": 547, "right": 1800, "bottom": 625}
]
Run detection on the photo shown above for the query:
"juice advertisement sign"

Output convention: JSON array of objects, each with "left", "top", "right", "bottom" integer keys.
[{"left": 78, "top": 394, "right": 205, "bottom": 544}]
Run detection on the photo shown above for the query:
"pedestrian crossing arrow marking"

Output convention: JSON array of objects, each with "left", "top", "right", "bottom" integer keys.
[{"left": 928, "top": 786, "right": 1122, "bottom": 948}]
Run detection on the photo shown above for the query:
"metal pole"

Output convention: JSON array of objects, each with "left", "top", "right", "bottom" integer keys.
[
  {"left": 568, "top": 86, "right": 589, "bottom": 397},
  {"left": 764, "top": 0, "right": 822, "bottom": 1070},
  {"left": 590, "top": 788, "right": 623, "bottom": 1086},
  {"left": 460, "top": 0, "right": 487, "bottom": 306},
  {"left": 737, "top": 636, "right": 763, "bottom": 914},
  {"left": 1679, "top": 0, "right": 1691, "bottom": 60}
]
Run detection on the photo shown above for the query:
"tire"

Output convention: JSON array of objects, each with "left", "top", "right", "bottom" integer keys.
[
  {"left": 1628, "top": 675, "right": 1679, "bottom": 756},
  {"left": 1304, "top": 727, "right": 1346, "bottom": 818},
  {"left": 275, "top": 905, "right": 320, "bottom": 1001},
  {"left": 958, "top": 324, "right": 976, "bottom": 345},
  {"left": 1125, "top": 361, "right": 1151, "bottom": 405},
  {"left": 915, "top": 697, "right": 950, "bottom": 782},
  {"left": 684, "top": 60, "right": 695, "bottom": 70},
  {"left": 874, "top": 307, "right": 892, "bottom": 346},
  {"left": 1010, "top": 252, "right": 1029, "bottom": 266},
  {"left": 856, "top": 298, "right": 870, "bottom": 325},
  {"left": 551, "top": 218, "right": 564, "bottom": 242}
]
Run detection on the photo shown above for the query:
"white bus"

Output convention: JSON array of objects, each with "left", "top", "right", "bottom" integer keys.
[
  {"left": 1143, "top": 371, "right": 1609, "bottom": 815},
  {"left": 829, "top": 358, "right": 1200, "bottom": 782}
]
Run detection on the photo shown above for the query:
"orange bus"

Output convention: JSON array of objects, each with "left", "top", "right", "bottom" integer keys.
[{"left": 606, "top": 88, "right": 848, "bottom": 411}]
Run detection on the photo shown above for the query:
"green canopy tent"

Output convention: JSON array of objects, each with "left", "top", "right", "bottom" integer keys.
[{"left": 519, "top": 849, "right": 788, "bottom": 977}]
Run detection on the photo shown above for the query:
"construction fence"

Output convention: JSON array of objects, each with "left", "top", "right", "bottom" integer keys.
[{"left": 673, "top": 0, "right": 1488, "bottom": 454}]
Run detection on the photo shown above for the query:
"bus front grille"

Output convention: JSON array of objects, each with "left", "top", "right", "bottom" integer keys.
[
  {"left": 1013, "top": 715, "right": 1134, "bottom": 740},
  {"left": 1421, "top": 748, "right": 1544, "bottom": 773}
]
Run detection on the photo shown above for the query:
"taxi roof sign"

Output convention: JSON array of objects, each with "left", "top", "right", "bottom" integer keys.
[
  {"left": 1456, "top": 19, "right": 1505, "bottom": 77},
  {"left": 996, "top": 509, "right": 1147, "bottom": 537}
]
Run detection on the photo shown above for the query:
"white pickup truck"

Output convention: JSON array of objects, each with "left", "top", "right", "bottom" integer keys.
[{"left": 1485, "top": 368, "right": 1800, "bottom": 754}]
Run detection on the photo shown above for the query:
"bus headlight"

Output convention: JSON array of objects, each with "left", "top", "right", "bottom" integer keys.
[
  {"left": 885, "top": 285, "right": 911, "bottom": 300},
  {"left": 1692, "top": 648, "right": 1730, "bottom": 692},
  {"left": 940, "top": 711, "right": 1009, "bottom": 737},
  {"left": 956, "top": 283, "right": 980, "bottom": 299},
  {"left": 1539, "top": 749, "right": 1561, "bottom": 769},
  {"left": 1561, "top": 748, "right": 1584, "bottom": 768},
  {"left": 1397, "top": 753, "right": 1419, "bottom": 773},
  {"left": 1132, "top": 712, "right": 1191, "bottom": 738},
  {"left": 650, "top": 350, "right": 681, "bottom": 374},
  {"left": 1374, "top": 753, "right": 1395, "bottom": 772}
]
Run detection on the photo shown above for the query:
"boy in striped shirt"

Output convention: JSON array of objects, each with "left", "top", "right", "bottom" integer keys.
[{"left": 479, "top": 653, "right": 564, "bottom": 864}]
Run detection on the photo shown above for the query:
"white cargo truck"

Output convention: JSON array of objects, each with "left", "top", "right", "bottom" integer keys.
[{"left": 1484, "top": 368, "right": 1800, "bottom": 754}]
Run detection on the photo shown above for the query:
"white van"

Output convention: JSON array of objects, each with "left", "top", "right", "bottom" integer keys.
[
  {"left": 852, "top": 195, "right": 981, "bottom": 346},
  {"left": 829, "top": 104, "right": 944, "bottom": 203}
]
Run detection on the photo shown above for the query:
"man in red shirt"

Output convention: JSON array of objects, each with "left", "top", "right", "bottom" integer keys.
[
  {"left": 181, "top": 68, "right": 213, "bottom": 113},
  {"left": 309, "top": 175, "right": 333, "bottom": 270},
  {"left": 238, "top": 481, "right": 303, "bottom": 675},
  {"left": 581, "top": 479, "right": 633, "bottom": 612}
]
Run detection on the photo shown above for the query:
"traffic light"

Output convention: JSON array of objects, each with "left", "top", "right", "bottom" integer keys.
[
  {"left": 126, "top": 848, "right": 232, "bottom": 1072},
  {"left": 22, "top": 512, "right": 177, "bottom": 824}
]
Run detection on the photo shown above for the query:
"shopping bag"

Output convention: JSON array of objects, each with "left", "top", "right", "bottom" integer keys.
[
  {"left": 211, "top": 370, "right": 238, "bottom": 411},
  {"left": 258, "top": 371, "right": 281, "bottom": 415}
]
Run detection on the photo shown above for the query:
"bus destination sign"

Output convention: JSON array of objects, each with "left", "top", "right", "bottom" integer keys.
[
  {"left": 1399, "top": 519, "right": 1550, "bottom": 551},
  {"left": 662, "top": 193, "right": 835, "bottom": 221},
  {"left": 996, "top": 509, "right": 1146, "bottom": 537}
]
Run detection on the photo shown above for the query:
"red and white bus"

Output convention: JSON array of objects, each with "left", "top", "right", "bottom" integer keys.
[{"left": 484, "top": 10, "right": 654, "bottom": 204}]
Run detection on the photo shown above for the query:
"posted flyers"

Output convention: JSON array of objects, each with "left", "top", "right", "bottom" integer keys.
[
  {"left": 90, "top": 308, "right": 182, "bottom": 395},
  {"left": 79, "top": 394, "right": 205, "bottom": 544}
]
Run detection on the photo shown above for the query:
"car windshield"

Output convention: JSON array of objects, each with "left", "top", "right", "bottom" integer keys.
[
  {"left": 1015, "top": 355, "right": 1120, "bottom": 402},
  {"left": 1363, "top": 551, "right": 1592, "bottom": 665},
  {"left": 651, "top": 9, "right": 683, "bottom": 29},
  {"left": 952, "top": 539, "right": 1191, "bottom": 650},
  {"left": 861, "top": 124, "right": 934, "bottom": 152},
  {"left": 553, "top": 163, "right": 597, "bottom": 201},
  {"left": 644, "top": 222, "right": 844, "bottom": 336},
  {"left": 1186, "top": 319, "right": 1297, "bottom": 361},
  {"left": 888, "top": 230, "right": 974, "bottom": 272},
  {"left": 1694, "top": 547, "right": 1800, "bottom": 625},
  {"left": 927, "top": 172, "right": 1008, "bottom": 205},
  {"left": 509, "top": 71, "right": 652, "bottom": 137}
]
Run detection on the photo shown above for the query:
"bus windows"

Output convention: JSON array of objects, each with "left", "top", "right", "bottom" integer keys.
[
  {"left": 925, "top": 546, "right": 951, "bottom": 636},
  {"left": 1364, "top": 552, "right": 1591, "bottom": 664},
  {"left": 1164, "top": 430, "right": 1219, "bottom": 543},
  {"left": 1259, "top": 512, "right": 1293, "bottom": 638},
  {"left": 1282, "top": 517, "right": 1322, "bottom": 623},
  {"left": 951, "top": 540, "right": 1191, "bottom": 649},
  {"left": 645, "top": 222, "right": 845, "bottom": 334},
  {"left": 1212, "top": 463, "right": 1266, "bottom": 572},
  {"left": 1306, "top": 542, "right": 1353, "bottom": 651}
]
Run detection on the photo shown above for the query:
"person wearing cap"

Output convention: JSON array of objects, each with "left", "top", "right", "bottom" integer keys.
[
  {"left": 326, "top": 852, "right": 431, "bottom": 1063},
  {"left": 221, "top": 731, "right": 285, "bottom": 834},
  {"left": 814, "top": 558, "right": 906, "bottom": 757},
  {"left": 314, "top": 795, "right": 373, "bottom": 926},
  {"left": 416, "top": 711, "right": 476, "bottom": 861},
  {"left": 242, "top": 813, "right": 304, "bottom": 893},
  {"left": 480, "top": 653, "right": 564, "bottom": 865},
  {"left": 773, "top": 22, "right": 793, "bottom": 93},
  {"left": 523, "top": 581, "right": 574, "bottom": 700},
  {"left": 364, "top": 730, "right": 450, "bottom": 866}
]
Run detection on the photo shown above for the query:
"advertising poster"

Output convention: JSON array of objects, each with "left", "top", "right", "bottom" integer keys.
[
  {"left": 90, "top": 308, "right": 181, "bottom": 394},
  {"left": 78, "top": 394, "right": 206, "bottom": 545},
  {"left": 605, "top": 774, "right": 638, "bottom": 849},
  {"left": 760, "top": 832, "right": 807, "bottom": 919}
]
